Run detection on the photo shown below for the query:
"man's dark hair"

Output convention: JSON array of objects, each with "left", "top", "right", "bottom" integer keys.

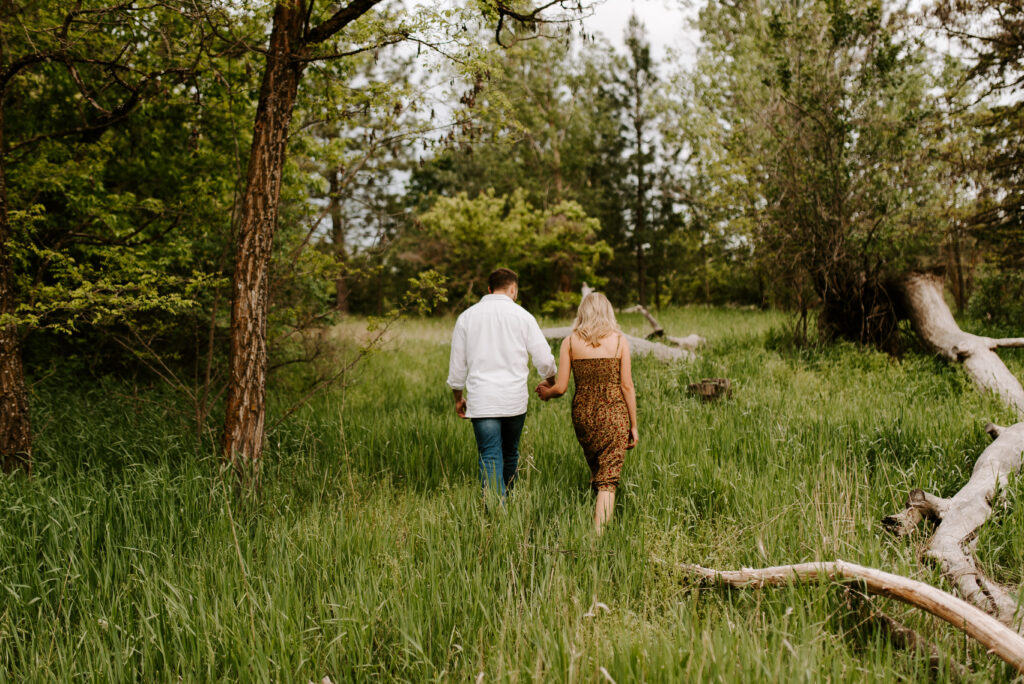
[{"left": 488, "top": 268, "right": 518, "bottom": 292}]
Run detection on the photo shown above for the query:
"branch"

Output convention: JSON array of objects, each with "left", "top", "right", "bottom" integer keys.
[
  {"left": 884, "top": 422, "right": 1024, "bottom": 630},
  {"left": 5, "top": 66, "right": 190, "bottom": 157},
  {"left": 491, "top": 0, "right": 590, "bottom": 48},
  {"left": 0, "top": 51, "right": 61, "bottom": 90},
  {"left": 988, "top": 337, "right": 1024, "bottom": 349},
  {"left": 304, "top": 0, "right": 386, "bottom": 45},
  {"left": 265, "top": 320, "right": 394, "bottom": 435},
  {"left": 291, "top": 31, "right": 407, "bottom": 62},
  {"left": 669, "top": 558, "right": 1024, "bottom": 673}
]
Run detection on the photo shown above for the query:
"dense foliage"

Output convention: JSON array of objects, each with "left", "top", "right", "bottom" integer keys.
[{"left": 3, "top": 0, "right": 1020, "bottom": 365}]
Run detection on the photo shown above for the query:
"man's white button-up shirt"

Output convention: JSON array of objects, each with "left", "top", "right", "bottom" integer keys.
[{"left": 446, "top": 294, "right": 557, "bottom": 418}]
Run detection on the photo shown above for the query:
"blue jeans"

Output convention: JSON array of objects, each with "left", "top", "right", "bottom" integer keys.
[{"left": 471, "top": 413, "right": 526, "bottom": 497}]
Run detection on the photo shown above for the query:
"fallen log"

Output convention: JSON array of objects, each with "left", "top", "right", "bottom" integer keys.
[
  {"left": 541, "top": 326, "right": 693, "bottom": 362},
  {"left": 885, "top": 272, "right": 1024, "bottom": 631},
  {"left": 884, "top": 423, "right": 1024, "bottom": 630},
  {"left": 899, "top": 273, "right": 1024, "bottom": 416},
  {"left": 671, "top": 558, "right": 1024, "bottom": 674},
  {"left": 621, "top": 304, "right": 665, "bottom": 337},
  {"left": 667, "top": 333, "right": 706, "bottom": 351},
  {"left": 621, "top": 304, "right": 707, "bottom": 350}
]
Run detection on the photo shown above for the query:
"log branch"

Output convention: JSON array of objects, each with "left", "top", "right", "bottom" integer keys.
[
  {"left": 988, "top": 338, "right": 1024, "bottom": 349},
  {"left": 622, "top": 304, "right": 665, "bottom": 337},
  {"left": 891, "top": 273, "right": 1024, "bottom": 630},
  {"left": 551, "top": 284, "right": 698, "bottom": 361},
  {"left": 899, "top": 273, "right": 1024, "bottom": 417},
  {"left": 885, "top": 423, "right": 1024, "bottom": 630},
  {"left": 541, "top": 326, "right": 693, "bottom": 362},
  {"left": 671, "top": 558, "right": 1024, "bottom": 673}
]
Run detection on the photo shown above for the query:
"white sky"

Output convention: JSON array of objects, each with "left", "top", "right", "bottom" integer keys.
[{"left": 580, "top": 0, "right": 701, "bottom": 66}]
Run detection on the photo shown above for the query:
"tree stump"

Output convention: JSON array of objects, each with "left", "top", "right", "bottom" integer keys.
[{"left": 687, "top": 378, "right": 732, "bottom": 401}]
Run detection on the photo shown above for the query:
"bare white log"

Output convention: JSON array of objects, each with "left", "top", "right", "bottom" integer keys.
[
  {"left": 541, "top": 326, "right": 693, "bottom": 362},
  {"left": 620, "top": 304, "right": 707, "bottom": 351},
  {"left": 667, "top": 334, "right": 707, "bottom": 351},
  {"left": 621, "top": 304, "right": 665, "bottom": 336},
  {"left": 900, "top": 273, "right": 1024, "bottom": 417},
  {"left": 884, "top": 423, "right": 1024, "bottom": 630},
  {"left": 889, "top": 273, "right": 1024, "bottom": 631},
  {"left": 673, "top": 558, "right": 1024, "bottom": 674}
]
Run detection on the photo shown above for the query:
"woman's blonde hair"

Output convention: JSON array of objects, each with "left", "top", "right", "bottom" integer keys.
[{"left": 571, "top": 292, "right": 620, "bottom": 347}]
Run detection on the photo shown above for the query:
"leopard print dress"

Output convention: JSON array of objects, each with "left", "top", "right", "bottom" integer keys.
[{"left": 570, "top": 337, "right": 629, "bottom": 492}]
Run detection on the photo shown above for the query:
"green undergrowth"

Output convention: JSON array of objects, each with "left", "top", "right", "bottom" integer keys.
[{"left": 3, "top": 306, "right": 1023, "bottom": 681}]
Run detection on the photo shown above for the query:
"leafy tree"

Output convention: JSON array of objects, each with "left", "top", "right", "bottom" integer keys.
[
  {"left": 934, "top": 0, "right": 1024, "bottom": 323},
  {"left": 0, "top": 1, "right": 211, "bottom": 472},
  {"left": 408, "top": 188, "right": 610, "bottom": 313},
  {"left": 216, "top": 0, "right": 595, "bottom": 478},
  {"left": 690, "top": 0, "right": 945, "bottom": 347}
]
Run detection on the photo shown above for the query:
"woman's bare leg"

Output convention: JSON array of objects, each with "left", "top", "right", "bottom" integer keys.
[{"left": 594, "top": 490, "right": 616, "bottom": 534}]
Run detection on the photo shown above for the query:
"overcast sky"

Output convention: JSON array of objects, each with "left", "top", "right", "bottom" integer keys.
[{"left": 580, "top": 0, "right": 701, "bottom": 65}]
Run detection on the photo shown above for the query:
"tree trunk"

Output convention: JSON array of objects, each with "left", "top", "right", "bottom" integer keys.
[
  {"left": 222, "top": 2, "right": 307, "bottom": 472},
  {"left": 0, "top": 106, "right": 32, "bottom": 474},
  {"left": 329, "top": 170, "right": 349, "bottom": 314},
  {"left": 635, "top": 242, "right": 646, "bottom": 307}
]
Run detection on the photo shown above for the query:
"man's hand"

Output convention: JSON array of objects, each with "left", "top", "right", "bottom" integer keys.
[
  {"left": 452, "top": 390, "right": 467, "bottom": 418},
  {"left": 535, "top": 375, "right": 558, "bottom": 401}
]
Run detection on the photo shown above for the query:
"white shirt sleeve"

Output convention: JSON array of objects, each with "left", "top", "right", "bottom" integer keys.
[
  {"left": 525, "top": 316, "right": 557, "bottom": 380},
  {"left": 446, "top": 317, "right": 468, "bottom": 390}
]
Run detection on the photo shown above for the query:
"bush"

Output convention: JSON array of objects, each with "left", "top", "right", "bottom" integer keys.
[{"left": 967, "top": 266, "right": 1024, "bottom": 330}]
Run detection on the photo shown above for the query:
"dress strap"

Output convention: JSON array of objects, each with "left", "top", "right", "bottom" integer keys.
[
  {"left": 568, "top": 333, "right": 574, "bottom": 362},
  {"left": 614, "top": 333, "right": 622, "bottom": 358}
]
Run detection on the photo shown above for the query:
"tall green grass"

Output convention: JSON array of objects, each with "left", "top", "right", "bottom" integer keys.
[{"left": 2, "top": 306, "right": 1023, "bottom": 681}]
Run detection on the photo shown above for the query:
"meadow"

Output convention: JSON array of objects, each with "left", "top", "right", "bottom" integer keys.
[{"left": 3, "top": 307, "right": 1024, "bottom": 682}]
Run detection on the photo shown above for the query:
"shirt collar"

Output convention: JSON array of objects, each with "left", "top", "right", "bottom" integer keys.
[{"left": 482, "top": 293, "right": 514, "bottom": 303}]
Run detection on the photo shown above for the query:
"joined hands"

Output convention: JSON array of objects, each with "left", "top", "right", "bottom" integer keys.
[{"left": 535, "top": 379, "right": 555, "bottom": 401}]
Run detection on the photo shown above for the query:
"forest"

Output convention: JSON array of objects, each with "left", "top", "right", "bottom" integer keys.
[{"left": 2, "top": 0, "right": 1024, "bottom": 680}]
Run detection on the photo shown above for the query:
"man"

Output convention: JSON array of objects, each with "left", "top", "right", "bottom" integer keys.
[{"left": 447, "top": 268, "right": 557, "bottom": 497}]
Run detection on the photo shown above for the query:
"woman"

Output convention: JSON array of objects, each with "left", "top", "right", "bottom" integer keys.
[{"left": 536, "top": 292, "right": 638, "bottom": 533}]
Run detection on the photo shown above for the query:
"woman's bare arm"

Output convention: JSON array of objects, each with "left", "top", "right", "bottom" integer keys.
[
  {"left": 537, "top": 336, "right": 572, "bottom": 400},
  {"left": 619, "top": 337, "right": 638, "bottom": 447}
]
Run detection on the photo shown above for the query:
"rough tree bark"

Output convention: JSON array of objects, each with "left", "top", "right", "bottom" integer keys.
[
  {"left": 672, "top": 559, "right": 1024, "bottom": 674},
  {"left": 883, "top": 272, "right": 1024, "bottom": 630},
  {"left": 0, "top": 104, "right": 31, "bottom": 474},
  {"left": 222, "top": 0, "right": 383, "bottom": 473},
  {"left": 223, "top": 2, "right": 308, "bottom": 471}
]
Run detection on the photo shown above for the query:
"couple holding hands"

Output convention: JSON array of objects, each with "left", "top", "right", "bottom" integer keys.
[{"left": 446, "top": 268, "right": 638, "bottom": 533}]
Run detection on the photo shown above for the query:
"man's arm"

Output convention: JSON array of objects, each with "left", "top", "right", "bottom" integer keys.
[
  {"left": 447, "top": 319, "right": 469, "bottom": 418},
  {"left": 525, "top": 316, "right": 557, "bottom": 385}
]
